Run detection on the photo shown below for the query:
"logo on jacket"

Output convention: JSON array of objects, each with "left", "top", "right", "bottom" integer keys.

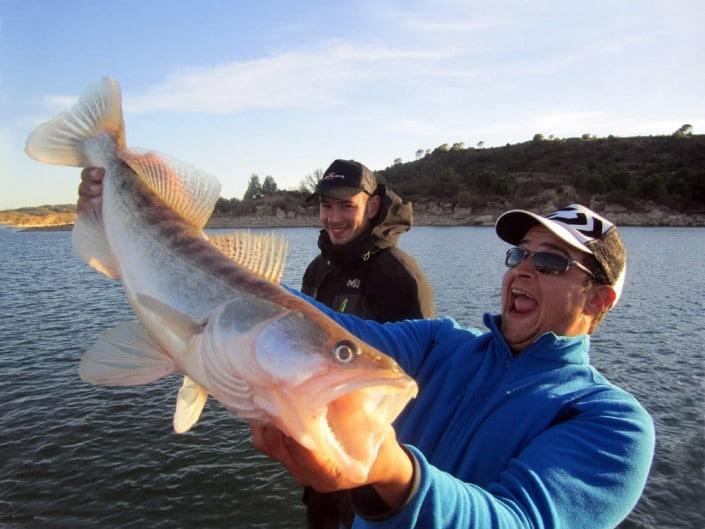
[{"left": 346, "top": 278, "right": 361, "bottom": 289}]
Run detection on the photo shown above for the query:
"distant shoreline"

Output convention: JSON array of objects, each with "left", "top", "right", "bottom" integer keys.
[{"left": 2, "top": 208, "right": 705, "bottom": 232}]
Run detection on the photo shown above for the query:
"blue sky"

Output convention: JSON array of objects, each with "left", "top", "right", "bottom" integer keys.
[{"left": 1, "top": 0, "right": 703, "bottom": 209}]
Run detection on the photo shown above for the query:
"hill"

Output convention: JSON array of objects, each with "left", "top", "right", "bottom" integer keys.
[
  {"left": 2, "top": 133, "right": 704, "bottom": 230},
  {"left": 378, "top": 133, "right": 705, "bottom": 214},
  {"left": 0, "top": 204, "right": 76, "bottom": 230}
]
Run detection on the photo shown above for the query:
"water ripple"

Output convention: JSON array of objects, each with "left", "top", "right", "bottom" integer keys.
[{"left": 1, "top": 227, "right": 703, "bottom": 528}]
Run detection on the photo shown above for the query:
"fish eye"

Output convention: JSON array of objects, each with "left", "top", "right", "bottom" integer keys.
[{"left": 332, "top": 340, "right": 358, "bottom": 364}]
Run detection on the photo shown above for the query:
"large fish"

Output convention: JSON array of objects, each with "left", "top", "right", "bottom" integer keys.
[{"left": 25, "top": 77, "right": 417, "bottom": 482}]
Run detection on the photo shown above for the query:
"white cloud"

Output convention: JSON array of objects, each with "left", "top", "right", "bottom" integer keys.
[
  {"left": 122, "top": 43, "right": 461, "bottom": 114},
  {"left": 402, "top": 18, "right": 507, "bottom": 34}
]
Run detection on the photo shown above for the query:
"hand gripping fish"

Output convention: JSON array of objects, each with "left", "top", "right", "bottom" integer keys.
[{"left": 25, "top": 77, "right": 417, "bottom": 483}]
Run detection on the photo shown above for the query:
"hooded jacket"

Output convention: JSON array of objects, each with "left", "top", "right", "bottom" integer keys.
[
  {"left": 301, "top": 189, "right": 434, "bottom": 529},
  {"left": 301, "top": 188, "right": 434, "bottom": 322}
]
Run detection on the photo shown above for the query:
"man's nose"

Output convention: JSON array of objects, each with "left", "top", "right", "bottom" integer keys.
[{"left": 328, "top": 207, "right": 343, "bottom": 222}]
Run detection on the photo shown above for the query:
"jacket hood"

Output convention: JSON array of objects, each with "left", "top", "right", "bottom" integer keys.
[{"left": 318, "top": 186, "right": 414, "bottom": 264}]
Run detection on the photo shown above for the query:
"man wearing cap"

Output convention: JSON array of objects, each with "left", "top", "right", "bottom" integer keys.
[
  {"left": 301, "top": 159, "right": 434, "bottom": 324},
  {"left": 253, "top": 203, "right": 655, "bottom": 529},
  {"left": 74, "top": 175, "right": 652, "bottom": 528},
  {"left": 301, "top": 159, "right": 434, "bottom": 528}
]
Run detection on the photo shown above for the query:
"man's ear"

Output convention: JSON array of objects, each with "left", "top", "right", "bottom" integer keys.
[
  {"left": 366, "top": 195, "right": 382, "bottom": 220},
  {"left": 585, "top": 284, "right": 617, "bottom": 315}
]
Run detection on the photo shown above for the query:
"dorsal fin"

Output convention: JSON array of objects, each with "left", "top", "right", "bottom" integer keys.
[
  {"left": 209, "top": 231, "right": 288, "bottom": 284},
  {"left": 118, "top": 149, "right": 221, "bottom": 229}
]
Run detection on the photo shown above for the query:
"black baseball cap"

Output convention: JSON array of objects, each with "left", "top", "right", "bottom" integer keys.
[
  {"left": 495, "top": 204, "right": 627, "bottom": 306},
  {"left": 306, "top": 159, "right": 378, "bottom": 202}
]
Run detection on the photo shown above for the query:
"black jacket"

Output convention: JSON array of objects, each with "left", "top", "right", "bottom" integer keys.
[
  {"left": 301, "top": 190, "right": 434, "bottom": 529},
  {"left": 301, "top": 190, "right": 434, "bottom": 322}
]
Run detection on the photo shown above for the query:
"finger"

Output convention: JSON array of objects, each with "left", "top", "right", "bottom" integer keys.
[
  {"left": 250, "top": 424, "right": 266, "bottom": 452},
  {"left": 281, "top": 436, "right": 342, "bottom": 491},
  {"left": 251, "top": 425, "right": 292, "bottom": 464},
  {"left": 81, "top": 167, "right": 105, "bottom": 184},
  {"left": 251, "top": 424, "right": 280, "bottom": 458},
  {"left": 260, "top": 429, "right": 312, "bottom": 486},
  {"left": 78, "top": 181, "right": 104, "bottom": 199}
]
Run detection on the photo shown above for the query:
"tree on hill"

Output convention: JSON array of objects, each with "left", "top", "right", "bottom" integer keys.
[
  {"left": 298, "top": 169, "right": 323, "bottom": 194},
  {"left": 673, "top": 124, "right": 693, "bottom": 137},
  {"left": 214, "top": 196, "right": 244, "bottom": 214},
  {"left": 262, "top": 175, "right": 278, "bottom": 195},
  {"left": 243, "top": 174, "right": 263, "bottom": 200}
]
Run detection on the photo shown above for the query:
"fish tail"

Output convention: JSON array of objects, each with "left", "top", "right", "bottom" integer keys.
[{"left": 25, "top": 77, "right": 126, "bottom": 166}]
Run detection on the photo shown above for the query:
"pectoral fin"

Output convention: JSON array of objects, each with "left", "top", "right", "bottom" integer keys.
[
  {"left": 173, "top": 376, "right": 209, "bottom": 433},
  {"left": 136, "top": 294, "right": 204, "bottom": 343},
  {"left": 79, "top": 320, "right": 174, "bottom": 386}
]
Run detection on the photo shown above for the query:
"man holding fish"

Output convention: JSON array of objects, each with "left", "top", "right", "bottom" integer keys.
[
  {"left": 32, "top": 78, "right": 652, "bottom": 529},
  {"left": 251, "top": 204, "right": 655, "bottom": 529},
  {"left": 79, "top": 163, "right": 654, "bottom": 528}
]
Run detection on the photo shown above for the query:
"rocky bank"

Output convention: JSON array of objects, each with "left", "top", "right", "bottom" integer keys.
[{"left": 3, "top": 197, "right": 702, "bottom": 232}]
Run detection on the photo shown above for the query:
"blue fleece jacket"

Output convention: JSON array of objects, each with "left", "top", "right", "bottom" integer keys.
[{"left": 290, "top": 289, "right": 655, "bottom": 529}]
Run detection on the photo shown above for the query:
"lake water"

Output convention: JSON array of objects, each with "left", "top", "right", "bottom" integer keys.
[{"left": 1, "top": 225, "right": 703, "bottom": 528}]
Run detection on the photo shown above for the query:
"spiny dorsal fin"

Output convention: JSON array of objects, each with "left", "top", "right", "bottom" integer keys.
[
  {"left": 209, "top": 231, "right": 288, "bottom": 284},
  {"left": 119, "top": 149, "right": 221, "bottom": 229},
  {"left": 25, "top": 77, "right": 125, "bottom": 167}
]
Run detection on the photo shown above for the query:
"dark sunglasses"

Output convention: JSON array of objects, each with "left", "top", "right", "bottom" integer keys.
[{"left": 505, "top": 247, "right": 597, "bottom": 279}]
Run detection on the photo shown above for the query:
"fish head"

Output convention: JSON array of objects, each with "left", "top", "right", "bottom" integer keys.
[{"left": 204, "top": 298, "right": 418, "bottom": 483}]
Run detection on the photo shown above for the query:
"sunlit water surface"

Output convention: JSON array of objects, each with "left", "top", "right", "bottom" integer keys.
[{"left": 1, "top": 226, "right": 703, "bottom": 528}]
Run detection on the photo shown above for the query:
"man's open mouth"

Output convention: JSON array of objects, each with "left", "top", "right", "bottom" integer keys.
[{"left": 510, "top": 287, "right": 538, "bottom": 314}]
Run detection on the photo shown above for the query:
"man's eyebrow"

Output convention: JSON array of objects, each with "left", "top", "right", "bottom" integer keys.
[
  {"left": 321, "top": 198, "right": 355, "bottom": 206},
  {"left": 519, "top": 238, "right": 570, "bottom": 255}
]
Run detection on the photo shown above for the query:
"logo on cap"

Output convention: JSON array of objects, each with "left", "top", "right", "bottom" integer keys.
[
  {"left": 546, "top": 205, "right": 612, "bottom": 240},
  {"left": 322, "top": 172, "right": 346, "bottom": 181}
]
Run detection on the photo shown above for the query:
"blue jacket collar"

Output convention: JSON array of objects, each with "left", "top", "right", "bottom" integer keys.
[{"left": 483, "top": 313, "right": 591, "bottom": 365}]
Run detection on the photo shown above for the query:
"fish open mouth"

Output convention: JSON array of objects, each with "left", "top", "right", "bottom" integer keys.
[{"left": 307, "top": 374, "right": 418, "bottom": 482}]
